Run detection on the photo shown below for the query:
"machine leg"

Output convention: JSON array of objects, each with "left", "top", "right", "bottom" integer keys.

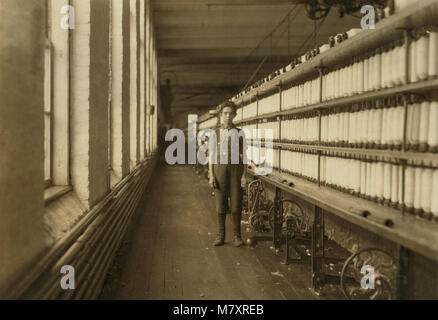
[
  {"left": 311, "top": 206, "right": 325, "bottom": 294},
  {"left": 398, "top": 246, "right": 412, "bottom": 300},
  {"left": 273, "top": 187, "right": 283, "bottom": 250}
]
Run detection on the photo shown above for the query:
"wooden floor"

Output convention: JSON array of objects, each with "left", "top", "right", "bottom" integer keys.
[{"left": 99, "top": 164, "right": 336, "bottom": 300}]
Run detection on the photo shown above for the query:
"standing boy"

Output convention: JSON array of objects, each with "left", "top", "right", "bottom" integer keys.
[{"left": 208, "top": 101, "right": 247, "bottom": 247}]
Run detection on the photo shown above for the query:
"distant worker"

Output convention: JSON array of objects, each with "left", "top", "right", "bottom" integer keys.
[
  {"left": 160, "top": 79, "right": 174, "bottom": 120},
  {"left": 208, "top": 101, "right": 248, "bottom": 247}
]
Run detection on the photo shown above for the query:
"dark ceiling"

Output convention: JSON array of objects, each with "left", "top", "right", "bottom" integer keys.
[{"left": 152, "top": 0, "right": 359, "bottom": 129}]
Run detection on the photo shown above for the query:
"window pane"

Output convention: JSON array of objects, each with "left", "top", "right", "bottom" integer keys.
[
  {"left": 44, "top": 113, "right": 51, "bottom": 181},
  {"left": 44, "top": 42, "right": 51, "bottom": 113},
  {"left": 44, "top": 40, "right": 51, "bottom": 182}
]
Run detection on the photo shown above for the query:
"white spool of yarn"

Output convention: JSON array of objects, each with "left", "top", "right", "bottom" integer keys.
[
  {"left": 350, "top": 112, "right": 357, "bottom": 145},
  {"left": 416, "top": 31, "right": 430, "bottom": 81},
  {"left": 396, "top": 105, "right": 405, "bottom": 146},
  {"left": 351, "top": 62, "right": 356, "bottom": 95},
  {"left": 375, "top": 108, "right": 383, "bottom": 146},
  {"left": 355, "top": 160, "right": 361, "bottom": 193},
  {"left": 370, "top": 162, "right": 377, "bottom": 198},
  {"left": 399, "top": 41, "right": 407, "bottom": 85},
  {"left": 421, "top": 169, "right": 433, "bottom": 214},
  {"left": 404, "top": 167, "right": 415, "bottom": 209},
  {"left": 344, "top": 113, "right": 350, "bottom": 143},
  {"left": 371, "top": 109, "right": 378, "bottom": 145},
  {"left": 368, "top": 55, "right": 374, "bottom": 91},
  {"left": 406, "top": 103, "right": 415, "bottom": 146},
  {"left": 381, "top": 49, "right": 388, "bottom": 88},
  {"left": 414, "top": 167, "right": 423, "bottom": 211},
  {"left": 364, "top": 57, "right": 370, "bottom": 92},
  {"left": 387, "top": 107, "right": 395, "bottom": 146},
  {"left": 410, "top": 39, "right": 418, "bottom": 83},
  {"left": 428, "top": 101, "right": 438, "bottom": 151},
  {"left": 428, "top": 30, "right": 438, "bottom": 78},
  {"left": 392, "top": 45, "right": 401, "bottom": 86},
  {"left": 356, "top": 111, "right": 363, "bottom": 145},
  {"left": 364, "top": 109, "right": 371, "bottom": 145},
  {"left": 398, "top": 165, "right": 404, "bottom": 205},
  {"left": 360, "top": 161, "right": 367, "bottom": 195},
  {"left": 388, "top": 46, "right": 396, "bottom": 87},
  {"left": 374, "top": 49, "right": 382, "bottom": 90},
  {"left": 349, "top": 64, "right": 355, "bottom": 96},
  {"left": 357, "top": 59, "right": 364, "bottom": 94},
  {"left": 369, "top": 54, "right": 375, "bottom": 90},
  {"left": 383, "top": 163, "right": 392, "bottom": 201},
  {"left": 376, "top": 162, "right": 384, "bottom": 200},
  {"left": 419, "top": 101, "right": 431, "bottom": 150},
  {"left": 337, "top": 113, "right": 343, "bottom": 144},
  {"left": 384, "top": 108, "right": 392, "bottom": 146},
  {"left": 431, "top": 170, "right": 438, "bottom": 217},
  {"left": 366, "top": 162, "right": 372, "bottom": 197},
  {"left": 391, "top": 164, "right": 399, "bottom": 204},
  {"left": 411, "top": 102, "right": 421, "bottom": 147}
]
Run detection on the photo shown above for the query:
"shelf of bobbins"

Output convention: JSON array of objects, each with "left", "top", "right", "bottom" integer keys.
[
  {"left": 197, "top": 4, "right": 438, "bottom": 266},
  {"left": 241, "top": 24, "right": 438, "bottom": 269}
]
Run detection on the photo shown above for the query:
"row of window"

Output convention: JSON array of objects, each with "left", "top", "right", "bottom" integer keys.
[{"left": 44, "top": 0, "right": 158, "bottom": 192}]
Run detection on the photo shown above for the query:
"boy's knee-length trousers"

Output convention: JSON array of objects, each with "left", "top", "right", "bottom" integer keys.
[{"left": 213, "top": 164, "right": 244, "bottom": 215}]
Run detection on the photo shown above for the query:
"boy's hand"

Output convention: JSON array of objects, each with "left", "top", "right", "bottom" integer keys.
[
  {"left": 241, "top": 177, "right": 247, "bottom": 188},
  {"left": 209, "top": 174, "right": 216, "bottom": 189}
]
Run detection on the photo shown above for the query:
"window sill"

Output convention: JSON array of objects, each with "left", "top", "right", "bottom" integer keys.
[{"left": 44, "top": 185, "right": 73, "bottom": 205}]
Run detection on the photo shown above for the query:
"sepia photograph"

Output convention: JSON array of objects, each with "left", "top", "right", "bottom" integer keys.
[{"left": 1, "top": 0, "right": 438, "bottom": 307}]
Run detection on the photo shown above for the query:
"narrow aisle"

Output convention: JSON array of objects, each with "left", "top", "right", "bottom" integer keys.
[{"left": 99, "top": 164, "right": 316, "bottom": 300}]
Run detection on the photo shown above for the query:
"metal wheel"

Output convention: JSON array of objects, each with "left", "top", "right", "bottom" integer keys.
[
  {"left": 268, "top": 200, "right": 308, "bottom": 234},
  {"left": 340, "top": 248, "right": 398, "bottom": 300},
  {"left": 305, "top": 0, "right": 331, "bottom": 20},
  {"left": 247, "top": 180, "right": 266, "bottom": 215},
  {"left": 247, "top": 180, "right": 269, "bottom": 232}
]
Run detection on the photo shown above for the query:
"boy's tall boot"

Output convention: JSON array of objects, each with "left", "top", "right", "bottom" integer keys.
[
  {"left": 232, "top": 212, "right": 244, "bottom": 247},
  {"left": 213, "top": 212, "right": 226, "bottom": 246}
]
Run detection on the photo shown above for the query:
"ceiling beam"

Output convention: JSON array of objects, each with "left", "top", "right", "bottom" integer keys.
[
  {"left": 158, "top": 47, "right": 320, "bottom": 59},
  {"left": 162, "top": 77, "right": 253, "bottom": 88},
  {"left": 153, "top": 9, "right": 294, "bottom": 27},
  {"left": 160, "top": 63, "right": 284, "bottom": 72},
  {"left": 152, "top": 0, "right": 303, "bottom": 6},
  {"left": 155, "top": 24, "right": 358, "bottom": 41},
  {"left": 153, "top": 7, "right": 358, "bottom": 28},
  {"left": 156, "top": 26, "right": 286, "bottom": 39},
  {"left": 170, "top": 85, "right": 239, "bottom": 94},
  {"left": 157, "top": 34, "right": 338, "bottom": 50},
  {"left": 158, "top": 55, "right": 291, "bottom": 65}
]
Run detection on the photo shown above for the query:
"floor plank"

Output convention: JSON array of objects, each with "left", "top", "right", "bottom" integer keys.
[{"left": 99, "top": 164, "right": 335, "bottom": 300}]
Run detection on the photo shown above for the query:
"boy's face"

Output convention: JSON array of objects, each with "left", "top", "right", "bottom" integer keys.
[{"left": 221, "top": 106, "right": 236, "bottom": 126}]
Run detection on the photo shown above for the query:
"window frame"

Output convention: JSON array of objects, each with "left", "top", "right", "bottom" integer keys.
[
  {"left": 44, "top": 0, "right": 72, "bottom": 202},
  {"left": 44, "top": 1, "right": 53, "bottom": 188}
]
